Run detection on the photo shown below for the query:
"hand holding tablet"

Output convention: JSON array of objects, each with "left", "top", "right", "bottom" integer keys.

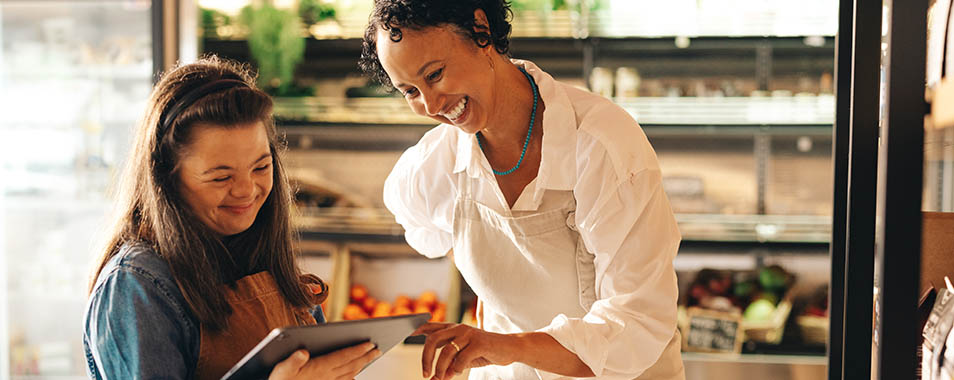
[
  {"left": 221, "top": 313, "right": 431, "bottom": 380},
  {"left": 268, "top": 342, "right": 380, "bottom": 380}
]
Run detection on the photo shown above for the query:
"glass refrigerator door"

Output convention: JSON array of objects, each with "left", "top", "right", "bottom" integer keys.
[{"left": 0, "top": 1, "right": 153, "bottom": 378}]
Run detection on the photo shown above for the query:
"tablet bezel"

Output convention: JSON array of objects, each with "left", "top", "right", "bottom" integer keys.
[{"left": 220, "top": 312, "right": 431, "bottom": 380}]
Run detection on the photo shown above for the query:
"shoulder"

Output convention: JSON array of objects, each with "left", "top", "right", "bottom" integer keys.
[
  {"left": 85, "top": 242, "right": 199, "bottom": 379},
  {"left": 93, "top": 242, "right": 177, "bottom": 293},
  {"left": 89, "top": 242, "right": 195, "bottom": 328},
  {"left": 559, "top": 83, "right": 660, "bottom": 179},
  {"left": 397, "top": 124, "right": 460, "bottom": 172},
  {"left": 386, "top": 124, "right": 460, "bottom": 196}
]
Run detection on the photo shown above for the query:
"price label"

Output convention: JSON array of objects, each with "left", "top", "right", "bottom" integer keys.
[{"left": 684, "top": 307, "right": 743, "bottom": 354}]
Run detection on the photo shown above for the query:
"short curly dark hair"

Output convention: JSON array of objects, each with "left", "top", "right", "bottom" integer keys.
[{"left": 358, "top": 0, "right": 514, "bottom": 90}]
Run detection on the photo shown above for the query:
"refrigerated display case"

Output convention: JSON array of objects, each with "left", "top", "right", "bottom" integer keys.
[
  {"left": 198, "top": 1, "right": 837, "bottom": 378},
  {"left": 0, "top": 1, "right": 155, "bottom": 378}
]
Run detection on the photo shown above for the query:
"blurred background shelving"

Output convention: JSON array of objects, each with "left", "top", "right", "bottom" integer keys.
[{"left": 0, "top": 1, "right": 153, "bottom": 378}]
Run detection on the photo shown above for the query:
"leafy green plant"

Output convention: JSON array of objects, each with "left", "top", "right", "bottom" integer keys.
[
  {"left": 199, "top": 7, "right": 231, "bottom": 39},
  {"left": 240, "top": 3, "right": 306, "bottom": 96},
  {"left": 299, "top": 0, "right": 337, "bottom": 25}
]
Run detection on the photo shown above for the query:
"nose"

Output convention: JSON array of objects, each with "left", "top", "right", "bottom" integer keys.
[
  {"left": 419, "top": 88, "right": 445, "bottom": 117},
  {"left": 230, "top": 173, "right": 255, "bottom": 200}
]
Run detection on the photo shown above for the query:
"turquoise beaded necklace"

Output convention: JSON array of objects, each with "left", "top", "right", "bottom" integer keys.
[{"left": 476, "top": 66, "right": 538, "bottom": 176}]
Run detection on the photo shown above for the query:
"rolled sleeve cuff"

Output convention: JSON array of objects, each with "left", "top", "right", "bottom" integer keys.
[{"left": 534, "top": 314, "right": 609, "bottom": 380}]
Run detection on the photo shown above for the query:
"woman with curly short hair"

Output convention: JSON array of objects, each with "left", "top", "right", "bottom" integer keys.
[{"left": 360, "top": 1, "right": 684, "bottom": 379}]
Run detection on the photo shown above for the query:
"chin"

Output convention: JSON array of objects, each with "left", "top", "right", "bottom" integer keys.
[
  {"left": 461, "top": 126, "right": 485, "bottom": 136},
  {"left": 449, "top": 120, "right": 481, "bottom": 134},
  {"left": 218, "top": 220, "right": 256, "bottom": 236},
  {"left": 223, "top": 226, "right": 252, "bottom": 236}
]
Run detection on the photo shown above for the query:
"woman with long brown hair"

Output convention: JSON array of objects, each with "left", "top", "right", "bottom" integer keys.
[{"left": 83, "top": 56, "right": 379, "bottom": 380}]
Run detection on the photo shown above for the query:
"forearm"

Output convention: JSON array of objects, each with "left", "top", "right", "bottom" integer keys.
[{"left": 509, "top": 332, "right": 594, "bottom": 377}]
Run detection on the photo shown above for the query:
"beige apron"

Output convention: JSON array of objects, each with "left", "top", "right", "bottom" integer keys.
[
  {"left": 453, "top": 173, "right": 684, "bottom": 380},
  {"left": 193, "top": 272, "right": 326, "bottom": 380}
]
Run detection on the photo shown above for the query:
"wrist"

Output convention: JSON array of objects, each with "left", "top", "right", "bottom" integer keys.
[{"left": 506, "top": 332, "right": 539, "bottom": 365}]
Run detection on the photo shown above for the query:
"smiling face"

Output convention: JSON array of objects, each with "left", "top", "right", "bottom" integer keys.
[
  {"left": 176, "top": 121, "right": 274, "bottom": 236},
  {"left": 375, "top": 24, "right": 497, "bottom": 134}
]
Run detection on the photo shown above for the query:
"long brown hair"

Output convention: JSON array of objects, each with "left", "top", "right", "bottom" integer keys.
[{"left": 90, "top": 56, "right": 320, "bottom": 331}]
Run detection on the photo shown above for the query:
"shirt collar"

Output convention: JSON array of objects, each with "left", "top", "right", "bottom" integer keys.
[
  {"left": 452, "top": 131, "right": 478, "bottom": 176},
  {"left": 451, "top": 60, "right": 579, "bottom": 192}
]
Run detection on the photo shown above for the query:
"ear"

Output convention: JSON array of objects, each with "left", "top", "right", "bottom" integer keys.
[
  {"left": 472, "top": 8, "right": 493, "bottom": 55},
  {"left": 473, "top": 9, "right": 490, "bottom": 35}
]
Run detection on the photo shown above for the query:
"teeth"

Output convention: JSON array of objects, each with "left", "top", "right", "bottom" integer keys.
[{"left": 445, "top": 97, "right": 467, "bottom": 120}]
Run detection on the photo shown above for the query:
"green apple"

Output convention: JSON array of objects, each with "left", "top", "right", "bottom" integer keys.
[{"left": 743, "top": 299, "right": 776, "bottom": 322}]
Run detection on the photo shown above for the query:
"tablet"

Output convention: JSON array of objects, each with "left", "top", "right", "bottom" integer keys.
[{"left": 220, "top": 313, "right": 431, "bottom": 380}]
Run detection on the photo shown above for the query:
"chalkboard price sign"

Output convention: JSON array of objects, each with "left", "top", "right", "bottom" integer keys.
[{"left": 683, "top": 307, "right": 743, "bottom": 354}]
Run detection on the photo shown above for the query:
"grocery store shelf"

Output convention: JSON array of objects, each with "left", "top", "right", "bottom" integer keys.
[
  {"left": 682, "top": 352, "right": 826, "bottom": 366},
  {"left": 204, "top": 35, "right": 833, "bottom": 80},
  {"left": 587, "top": 13, "right": 835, "bottom": 38},
  {"left": 279, "top": 122, "right": 831, "bottom": 153},
  {"left": 641, "top": 124, "right": 832, "bottom": 137},
  {"left": 676, "top": 214, "right": 831, "bottom": 243},
  {"left": 204, "top": 9, "right": 835, "bottom": 41},
  {"left": 281, "top": 125, "right": 431, "bottom": 151},
  {"left": 274, "top": 96, "right": 834, "bottom": 128},
  {"left": 619, "top": 96, "right": 834, "bottom": 125},
  {"left": 275, "top": 97, "right": 432, "bottom": 125},
  {"left": 295, "top": 208, "right": 832, "bottom": 245},
  {"left": 295, "top": 207, "right": 406, "bottom": 247}
]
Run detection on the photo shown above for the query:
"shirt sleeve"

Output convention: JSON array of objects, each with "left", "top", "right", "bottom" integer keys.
[
  {"left": 383, "top": 134, "right": 456, "bottom": 259},
  {"left": 536, "top": 138, "right": 681, "bottom": 379},
  {"left": 311, "top": 305, "right": 327, "bottom": 323},
  {"left": 84, "top": 265, "right": 197, "bottom": 380}
]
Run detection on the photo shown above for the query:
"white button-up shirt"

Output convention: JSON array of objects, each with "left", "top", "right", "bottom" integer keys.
[{"left": 384, "top": 60, "right": 682, "bottom": 379}]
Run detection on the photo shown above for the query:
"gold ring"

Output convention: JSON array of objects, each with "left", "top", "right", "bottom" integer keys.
[{"left": 449, "top": 341, "right": 461, "bottom": 352}]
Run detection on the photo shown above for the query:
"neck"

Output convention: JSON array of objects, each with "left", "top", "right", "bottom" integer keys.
[{"left": 479, "top": 60, "right": 537, "bottom": 153}]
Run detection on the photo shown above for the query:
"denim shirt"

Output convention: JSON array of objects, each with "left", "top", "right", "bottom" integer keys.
[{"left": 83, "top": 243, "right": 325, "bottom": 380}]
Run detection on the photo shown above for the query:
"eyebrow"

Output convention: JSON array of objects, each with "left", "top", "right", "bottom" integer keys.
[
  {"left": 393, "top": 60, "right": 442, "bottom": 89},
  {"left": 201, "top": 153, "right": 272, "bottom": 175}
]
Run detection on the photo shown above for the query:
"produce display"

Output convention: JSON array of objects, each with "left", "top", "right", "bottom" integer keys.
[
  {"left": 800, "top": 284, "right": 829, "bottom": 318},
  {"left": 343, "top": 284, "right": 447, "bottom": 323},
  {"left": 687, "top": 265, "right": 794, "bottom": 323},
  {"left": 795, "top": 284, "right": 829, "bottom": 346}
]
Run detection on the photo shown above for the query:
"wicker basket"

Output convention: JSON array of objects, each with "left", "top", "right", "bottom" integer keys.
[
  {"left": 796, "top": 314, "right": 829, "bottom": 346},
  {"left": 740, "top": 290, "right": 794, "bottom": 344}
]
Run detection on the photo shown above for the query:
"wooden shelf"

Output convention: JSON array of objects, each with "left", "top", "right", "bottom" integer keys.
[
  {"left": 921, "top": 212, "right": 954, "bottom": 293},
  {"left": 929, "top": 78, "right": 954, "bottom": 130}
]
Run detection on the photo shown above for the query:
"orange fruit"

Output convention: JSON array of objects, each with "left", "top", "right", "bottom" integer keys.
[
  {"left": 432, "top": 304, "right": 447, "bottom": 322},
  {"left": 394, "top": 295, "right": 412, "bottom": 310},
  {"left": 372, "top": 302, "right": 392, "bottom": 318},
  {"left": 343, "top": 304, "right": 369, "bottom": 320},
  {"left": 414, "top": 304, "right": 431, "bottom": 314},
  {"left": 392, "top": 305, "right": 413, "bottom": 316},
  {"left": 417, "top": 290, "right": 438, "bottom": 310},
  {"left": 362, "top": 297, "right": 378, "bottom": 313},
  {"left": 350, "top": 284, "right": 368, "bottom": 303}
]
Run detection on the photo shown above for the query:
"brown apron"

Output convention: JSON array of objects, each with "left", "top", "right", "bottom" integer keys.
[{"left": 194, "top": 271, "right": 327, "bottom": 380}]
